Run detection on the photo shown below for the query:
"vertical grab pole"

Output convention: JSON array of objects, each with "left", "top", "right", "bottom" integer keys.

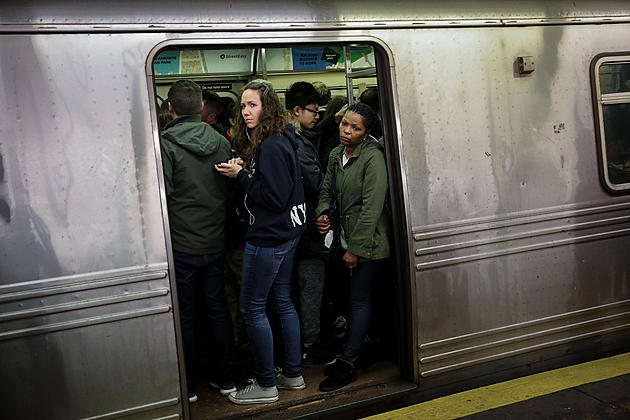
[
  {"left": 344, "top": 45, "right": 354, "bottom": 106},
  {"left": 260, "top": 47, "right": 268, "bottom": 80}
]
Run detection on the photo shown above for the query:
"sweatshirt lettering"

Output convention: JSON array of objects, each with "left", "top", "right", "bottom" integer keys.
[{"left": 290, "top": 203, "right": 307, "bottom": 227}]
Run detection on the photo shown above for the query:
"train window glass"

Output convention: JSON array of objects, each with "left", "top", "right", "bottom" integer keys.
[
  {"left": 599, "top": 63, "right": 630, "bottom": 94},
  {"left": 594, "top": 58, "right": 630, "bottom": 190},
  {"left": 152, "top": 45, "right": 378, "bottom": 109}
]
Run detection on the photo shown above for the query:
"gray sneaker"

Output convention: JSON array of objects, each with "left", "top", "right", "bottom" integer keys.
[
  {"left": 228, "top": 379, "right": 278, "bottom": 405},
  {"left": 276, "top": 373, "right": 306, "bottom": 390}
]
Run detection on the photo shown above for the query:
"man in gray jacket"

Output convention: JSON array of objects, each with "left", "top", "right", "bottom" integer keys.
[
  {"left": 161, "top": 80, "right": 235, "bottom": 402},
  {"left": 286, "top": 81, "right": 335, "bottom": 366}
]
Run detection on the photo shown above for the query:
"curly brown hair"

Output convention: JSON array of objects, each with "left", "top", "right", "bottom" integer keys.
[{"left": 233, "top": 79, "right": 287, "bottom": 164}]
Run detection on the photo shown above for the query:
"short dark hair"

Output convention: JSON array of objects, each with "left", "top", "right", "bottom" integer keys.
[
  {"left": 202, "top": 89, "right": 223, "bottom": 114},
  {"left": 168, "top": 80, "right": 202, "bottom": 115},
  {"left": 219, "top": 96, "right": 237, "bottom": 127},
  {"left": 285, "top": 81, "right": 320, "bottom": 110},
  {"left": 346, "top": 103, "right": 378, "bottom": 133},
  {"left": 358, "top": 87, "right": 380, "bottom": 113}
]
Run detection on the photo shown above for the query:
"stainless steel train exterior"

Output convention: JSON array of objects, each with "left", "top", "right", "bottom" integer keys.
[{"left": 2, "top": 1, "right": 630, "bottom": 419}]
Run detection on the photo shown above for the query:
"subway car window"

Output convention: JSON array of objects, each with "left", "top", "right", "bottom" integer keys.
[
  {"left": 595, "top": 58, "right": 630, "bottom": 190},
  {"left": 152, "top": 43, "right": 402, "bottom": 416}
]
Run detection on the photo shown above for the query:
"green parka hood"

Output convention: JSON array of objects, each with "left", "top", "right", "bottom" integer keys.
[{"left": 162, "top": 114, "right": 224, "bottom": 156}]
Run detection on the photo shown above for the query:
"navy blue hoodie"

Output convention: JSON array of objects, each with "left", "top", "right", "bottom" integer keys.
[{"left": 237, "top": 124, "right": 306, "bottom": 247}]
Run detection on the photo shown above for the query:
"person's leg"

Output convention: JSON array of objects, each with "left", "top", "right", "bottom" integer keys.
[
  {"left": 297, "top": 256, "right": 326, "bottom": 346},
  {"left": 199, "top": 251, "right": 235, "bottom": 388},
  {"left": 319, "top": 259, "right": 383, "bottom": 392},
  {"left": 225, "top": 244, "right": 246, "bottom": 345},
  {"left": 268, "top": 237, "right": 302, "bottom": 378},
  {"left": 240, "top": 242, "right": 283, "bottom": 388},
  {"left": 340, "top": 259, "right": 382, "bottom": 363},
  {"left": 173, "top": 252, "right": 200, "bottom": 394}
]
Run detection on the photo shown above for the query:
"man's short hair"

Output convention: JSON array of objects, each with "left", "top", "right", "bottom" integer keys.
[
  {"left": 312, "top": 81, "right": 331, "bottom": 106},
  {"left": 285, "top": 81, "right": 320, "bottom": 110},
  {"left": 167, "top": 80, "right": 202, "bottom": 116},
  {"left": 202, "top": 89, "right": 223, "bottom": 114},
  {"left": 358, "top": 87, "right": 380, "bottom": 113}
]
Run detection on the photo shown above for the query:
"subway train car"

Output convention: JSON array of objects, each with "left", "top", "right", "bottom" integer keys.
[{"left": 2, "top": 1, "right": 630, "bottom": 419}]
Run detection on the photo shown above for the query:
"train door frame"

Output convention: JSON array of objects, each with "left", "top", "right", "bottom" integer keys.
[{"left": 145, "top": 32, "right": 418, "bottom": 405}]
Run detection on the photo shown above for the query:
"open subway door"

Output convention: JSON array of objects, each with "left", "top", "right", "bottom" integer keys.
[{"left": 151, "top": 41, "right": 416, "bottom": 417}]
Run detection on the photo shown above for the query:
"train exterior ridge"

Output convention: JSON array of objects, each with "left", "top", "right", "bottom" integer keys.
[
  {"left": 2, "top": 1, "right": 630, "bottom": 32},
  {"left": 1, "top": 1, "right": 630, "bottom": 418}
]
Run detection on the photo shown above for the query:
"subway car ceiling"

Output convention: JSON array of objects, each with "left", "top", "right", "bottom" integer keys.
[{"left": 153, "top": 46, "right": 378, "bottom": 107}]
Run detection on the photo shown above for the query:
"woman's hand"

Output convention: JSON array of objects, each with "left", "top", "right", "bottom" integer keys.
[
  {"left": 343, "top": 251, "right": 358, "bottom": 268},
  {"left": 316, "top": 214, "right": 330, "bottom": 235},
  {"left": 229, "top": 157, "right": 245, "bottom": 167},
  {"left": 215, "top": 162, "right": 242, "bottom": 179},
  {"left": 334, "top": 104, "right": 348, "bottom": 123}
]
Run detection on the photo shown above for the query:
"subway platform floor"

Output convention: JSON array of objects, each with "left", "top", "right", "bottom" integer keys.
[{"left": 367, "top": 352, "right": 630, "bottom": 420}]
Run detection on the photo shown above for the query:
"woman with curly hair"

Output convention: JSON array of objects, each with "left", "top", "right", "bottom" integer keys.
[{"left": 216, "top": 80, "right": 307, "bottom": 404}]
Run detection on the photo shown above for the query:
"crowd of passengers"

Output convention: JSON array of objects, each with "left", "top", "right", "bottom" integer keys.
[{"left": 160, "top": 78, "right": 391, "bottom": 405}]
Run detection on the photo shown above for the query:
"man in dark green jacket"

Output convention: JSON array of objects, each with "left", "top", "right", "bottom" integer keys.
[{"left": 161, "top": 80, "right": 235, "bottom": 403}]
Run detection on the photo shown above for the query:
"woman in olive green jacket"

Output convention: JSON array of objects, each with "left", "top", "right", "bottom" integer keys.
[{"left": 315, "top": 103, "right": 391, "bottom": 392}]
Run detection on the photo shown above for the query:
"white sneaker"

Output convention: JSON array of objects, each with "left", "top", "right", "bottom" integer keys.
[
  {"left": 228, "top": 379, "right": 278, "bottom": 405},
  {"left": 188, "top": 393, "right": 198, "bottom": 403},
  {"left": 276, "top": 373, "right": 306, "bottom": 390},
  {"left": 209, "top": 381, "right": 237, "bottom": 396}
]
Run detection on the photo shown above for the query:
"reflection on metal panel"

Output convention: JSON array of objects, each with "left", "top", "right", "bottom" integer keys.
[
  {"left": 0, "top": 31, "right": 181, "bottom": 419},
  {"left": 393, "top": 22, "right": 630, "bottom": 378},
  {"left": 0, "top": 269, "right": 181, "bottom": 419},
  {"left": 0, "top": 33, "right": 166, "bottom": 285}
]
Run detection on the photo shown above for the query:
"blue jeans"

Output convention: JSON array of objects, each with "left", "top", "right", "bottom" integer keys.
[
  {"left": 173, "top": 251, "right": 234, "bottom": 391},
  {"left": 341, "top": 259, "right": 384, "bottom": 364},
  {"left": 240, "top": 237, "right": 301, "bottom": 387}
]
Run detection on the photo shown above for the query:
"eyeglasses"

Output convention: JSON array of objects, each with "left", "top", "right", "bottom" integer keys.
[{"left": 303, "top": 106, "right": 319, "bottom": 115}]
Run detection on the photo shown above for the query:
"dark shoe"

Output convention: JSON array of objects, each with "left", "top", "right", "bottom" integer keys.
[
  {"left": 323, "top": 354, "right": 344, "bottom": 376},
  {"left": 302, "top": 341, "right": 336, "bottom": 367},
  {"left": 318, "top": 359, "right": 357, "bottom": 392}
]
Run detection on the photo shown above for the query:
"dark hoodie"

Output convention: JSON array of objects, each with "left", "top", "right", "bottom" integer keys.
[
  {"left": 161, "top": 114, "right": 232, "bottom": 254},
  {"left": 236, "top": 125, "right": 306, "bottom": 247}
]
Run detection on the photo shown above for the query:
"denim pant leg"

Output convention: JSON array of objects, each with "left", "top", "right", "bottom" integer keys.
[
  {"left": 341, "top": 259, "right": 382, "bottom": 363},
  {"left": 269, "top": 237, "right": 302, "bottom": 378},
  {"left": 297, "top": 257, "right": 326, "bottom": 345},
  {"left": 199, "top": 252, "right": 235, "bottom": 386},
  {"left": 240, "top": 242, "right": 283, "bottom": 387},
  {"left": 173, "top": 253, "right": 200, "bottom": 390}
]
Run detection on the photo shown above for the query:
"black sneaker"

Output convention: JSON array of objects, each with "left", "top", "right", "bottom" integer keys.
[
  {"left": 302, "top": 341, "right": 336, "bottom": 367},
  {"left": 319, "top": 359, "right": 357, "bottom": 392}
]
